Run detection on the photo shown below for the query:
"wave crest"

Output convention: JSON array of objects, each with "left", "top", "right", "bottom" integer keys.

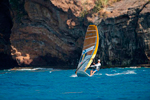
[{"left": 106, "top": 70, "right": 136, "bottom": 76}]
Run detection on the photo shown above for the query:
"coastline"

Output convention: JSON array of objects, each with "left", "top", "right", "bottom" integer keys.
[{"left": 8, "top": 64, "right": 150, "bottom": 71}]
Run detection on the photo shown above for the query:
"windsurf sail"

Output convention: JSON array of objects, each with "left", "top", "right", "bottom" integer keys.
[{"left": 75, "top": 25, "right": 99, "bottom": 74}]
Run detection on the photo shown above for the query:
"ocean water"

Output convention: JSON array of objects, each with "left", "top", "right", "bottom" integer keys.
[{"left": 0, "top": 67, "right": 150, "bottom": 100}]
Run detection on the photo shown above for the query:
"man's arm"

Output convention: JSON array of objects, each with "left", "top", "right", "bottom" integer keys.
[
  {"left": 90, "top": 62, "right": 95, "bottom": 67},
  {"left": 90, "top": 65, "right": 94, "bottom": 67}
]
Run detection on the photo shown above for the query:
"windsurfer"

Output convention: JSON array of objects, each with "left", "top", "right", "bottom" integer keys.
[{"left": 90, "top": 59, "right": 101, "bottom": 76}]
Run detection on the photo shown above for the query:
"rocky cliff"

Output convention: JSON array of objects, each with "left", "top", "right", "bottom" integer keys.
[
  {"left": 1, "top": 0, "right": 149, "bottom": 69},
  {"left": 96, "top": 0, "right": 150, "bottom": 67},
  {"left": 0, "top": 0, "right": 18, "bottom": 70}
]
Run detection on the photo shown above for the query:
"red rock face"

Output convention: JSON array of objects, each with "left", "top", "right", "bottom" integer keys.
[
  {"left": 10, "top": 0, "right": 87, "bottom": 67},
  {"left": 9, "top": 0, "right": 150, "bottom": 68}
]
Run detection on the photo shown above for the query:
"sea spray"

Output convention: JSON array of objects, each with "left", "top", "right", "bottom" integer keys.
[{"left": 106, "top": 70, "right": 136, "bottom": 76}]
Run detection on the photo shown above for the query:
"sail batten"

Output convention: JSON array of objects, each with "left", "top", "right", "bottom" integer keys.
[
  {"left": 87, "top": 30, "right": 96, "bottom": 32},
  {"left": 85, "top": 36, "right": 97, "bottom": 39},
  {"left": 83, "top": 43, "right": 96, "bottom": 48},
  {"left": 76, "top": 25, "right": 99, "bottom": 74}
]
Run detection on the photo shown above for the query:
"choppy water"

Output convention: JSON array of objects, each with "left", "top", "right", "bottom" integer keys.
[{"left": 0, "top": 67, "right": 150, "bottom": 100}]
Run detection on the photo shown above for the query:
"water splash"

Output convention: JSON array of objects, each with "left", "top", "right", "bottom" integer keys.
[
  {"left": 49, "top": 71, "right": 52, "bottom": 73},
  {"left": 106, "top": 70, "right": 136, "bottom": 76},
  {"left": 70, "top": 74, "right": 77, "bottom": 77},
  {"left": 94, "top": 73, "right": 102, "bottom": 76}
]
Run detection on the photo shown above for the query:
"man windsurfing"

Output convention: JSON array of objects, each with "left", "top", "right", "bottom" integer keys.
[{"left": 90, "top": 59, "right": 101, "bottom": 76}]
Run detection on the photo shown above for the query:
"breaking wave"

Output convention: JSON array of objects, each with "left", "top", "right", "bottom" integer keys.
[
  {"left": 9, "top": 67, "right": 53, "bottom": 71},
  {"left": 125, "top": 66, "right": 141, "bottom": 69},
  {"left": 106, "top": 70, "right": 136, "bottom": 76}
]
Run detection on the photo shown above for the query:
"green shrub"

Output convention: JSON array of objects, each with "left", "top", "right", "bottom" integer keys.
[
  {"left": 80, "top": 0, "right": 121, "bottom": 18},
  {"left": 80, "top": 8, "right": 88, "bottom": 18},
  {"left": 92, "top": 0, "right": 103, "bottom": 13}
]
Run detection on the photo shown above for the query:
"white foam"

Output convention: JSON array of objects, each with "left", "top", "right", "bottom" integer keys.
[
  {"left": 33, "top": 68, "right": 44, "bottom": 70},
  {"left": 106, "top": 70, "right": 136, "bottom": 76},
  {"left": 70, "top": 74, "right": 77, "bottom": 77},
  {"left": 106, "top": 73, "right": 120, "bottom": 76},
  {"left": 49, "top": 71, "right": 52, "bottom": 73},
  {"left": 10, "top": 67, "right": 53, "bottom": 71},
  {"left": 94, "top": 73, "right": 102, "bottom": 75},
  {"left": 124, "top": 66, "right": 141, "bottom": 69},
  {"left": 15, "top": 68, "right": 36, "bottom": 71},
  {"left": 126, "top": 70, "right": 136, "bottom": 74}
]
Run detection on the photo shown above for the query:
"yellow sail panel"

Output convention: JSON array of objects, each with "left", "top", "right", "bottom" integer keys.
[{"left": 75, "top": 25, "right": 99, "bottom": 74}]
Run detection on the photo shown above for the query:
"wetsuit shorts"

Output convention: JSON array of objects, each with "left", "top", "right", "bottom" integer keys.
[{"left": 93, "top": 69, "right": 98, "bottom": 72}]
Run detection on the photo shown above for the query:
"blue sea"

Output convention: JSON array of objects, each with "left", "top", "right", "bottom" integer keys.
[{"left": 0, "top": 67, "right": 150, "bottom": 100}]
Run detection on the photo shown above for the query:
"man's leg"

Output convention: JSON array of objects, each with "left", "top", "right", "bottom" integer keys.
[
  {"left": 91, "top": 70, "right": 96, "bottom": 76},
  {"left": 90, "top": 70, "right": 93, "bottom": 75}
]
